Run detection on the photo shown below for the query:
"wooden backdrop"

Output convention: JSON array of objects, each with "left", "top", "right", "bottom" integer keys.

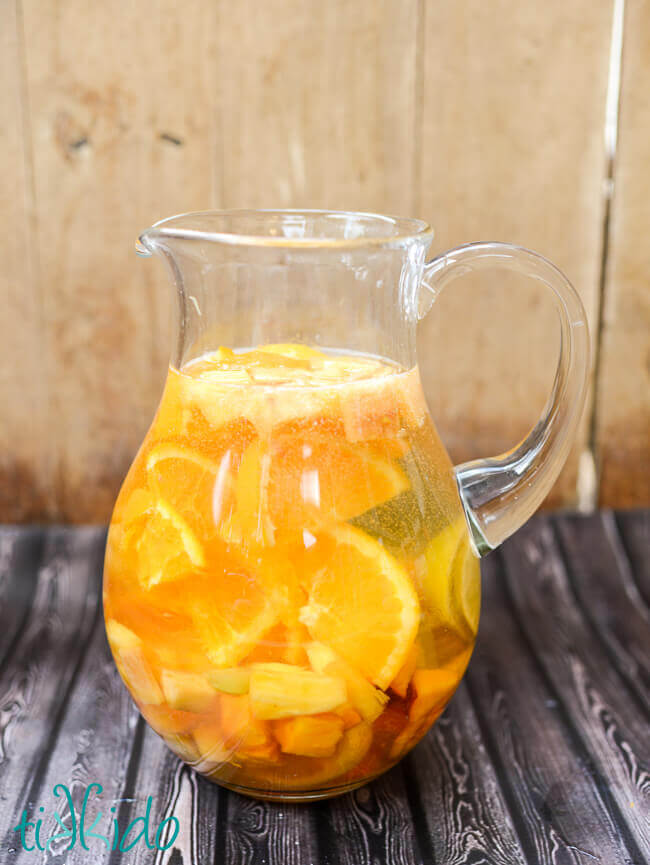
[{"left": 1, "top": 0, "right": 648, "bottom": 523}]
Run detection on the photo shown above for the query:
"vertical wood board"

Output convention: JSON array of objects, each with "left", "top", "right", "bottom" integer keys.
[
  {"left": 416, "top": 1, "right": 614, "bottom": 504},
  {"left": 596, "top": 0, "right": 650, "bottom": 506}
]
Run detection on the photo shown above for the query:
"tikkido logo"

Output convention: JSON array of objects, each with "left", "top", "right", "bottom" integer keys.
[{"left": 12, "top": 783, "right": 180, "bottom": 854}]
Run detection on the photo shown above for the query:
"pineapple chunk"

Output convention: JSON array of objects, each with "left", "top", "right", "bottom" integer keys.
[
  {"left": 237, "top": 741, "right": 282, "bottom": 765},
  {"left": 118, "top": 648, "right": 164, "bottom": 705},
  {"left": 207, "top": 667, "right": 251, "bottom": 695},
  {"left": 163, "top": 733, "right": 201, "bottom": 764},
  {"left": 337, "top": 705, "right": 363, "bottom": 730},
  {"left": 220, "top": 694, "right": 272, "bottom": 748},
  {"left": 161, "top": 670, "right": 217, "bottom": 712},
  {"left": 106, "top": 619, "right": 164, "bottom": 706},
  {"left": 140, "top": 703, "right": 201, "bottom": 735},
  {"left": 193, "top": 722, "right": 237, "bottom": 766},
  {"left": 409, "top": 668, "right": 458, "bottom": 726},
  {"left": 249, "top": 664, "right": 346, "bottom": 720},
  {"left": 274, "top": 714, "right": 344, "bottom": 757},
  {"left": 106, "top": 619, "right": 141, "bottom": 651},
  {"left": 306, "top": 642, "right": 388, "bottom": 723},
  {"left": 390, "top": 641, "right": 419, "bottom": 698}
]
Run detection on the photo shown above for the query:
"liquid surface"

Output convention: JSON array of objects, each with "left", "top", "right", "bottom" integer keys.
[{"left": 103, "top": 344, "right": 480, "bottom": 798}]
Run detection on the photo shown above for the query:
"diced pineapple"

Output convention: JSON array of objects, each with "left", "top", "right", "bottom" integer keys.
[
  {"left": 305, "top": 641, "right": 337, "bottom": 671},
  {"left": 390, "top": 641, "right": 419, "bottom": 698},
  {"left": 163, "top": 733, "right": 201, "bottom": 764},
  {"left": 161, "top": 670, "right": 218, "bottom": 712},
  {"left": 274, "top": 714, "right": 344, "bottom": 758},
  {"left": 220, "top": 694, "right": 272, "bottom": 748},
  {"left": 193, "top": 722, "right": 237, "bottom": 766},
  {"left": 337, "top": 706, "right": 363, "bottom": 730},
  {"left": 306, "top": 642, "right": 388, "bottom": 723},
  {"left": 106, "top": 620, "right": 164, "bottom": 706},
  {"left": 237, "top": 741, "right": 282, "bottom": 765},
  {"left": 105, "top": 619, "right": 142, "bottom": 651},
  {"left": 207, "top": 667, "right": 251, "bottom": 695},
  {"left": 140, "top": 703, "right": 202, "bottom": 735},
  {"left": 249, "top": 665, "right": 346, "bottom": 720},
  {"left": 118, "top": 648, "right": 164, "bottom": 705}
]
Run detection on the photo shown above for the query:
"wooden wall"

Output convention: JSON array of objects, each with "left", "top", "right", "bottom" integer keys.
[{"left": 1, "top": 0, "right": 647, "bottom": 523}]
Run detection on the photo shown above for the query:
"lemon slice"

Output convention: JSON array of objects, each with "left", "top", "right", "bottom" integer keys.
[{"left": 415, "top": 516, "right": 480, "bottom": 637}]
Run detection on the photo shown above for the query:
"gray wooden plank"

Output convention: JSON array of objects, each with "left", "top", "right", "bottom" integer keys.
[
  {"left": 501, "top": 516, "right": 650, "bottom": 860},
  {"left": 104, "top": 721, "right": 224, "bottom": 865},
  {"left": 0, "top": 527, "right": 43, "bottom": 672},
  {"left": 318, "top": 768, "right": 423, "bottom": 865},
  {"left": 0, "top": 527, "right": 104, "bottom": 855},
  {"left": 554, "top": 513, "right": 650, "bottom": 713},
  {"left": 9, "top": 611, "right": 140, "bottom": 864},
  {"left": 614, "top": 510, "right": 650, "bottom": 608},
  {"left": 465, "top": 550, "right": 634, "bottom": 865},
  {"left": 224, "top": 792, "right": 320, "bottom": 865},
  {"left": 403, "top": 683, "right": 528, "bottom": 865}
]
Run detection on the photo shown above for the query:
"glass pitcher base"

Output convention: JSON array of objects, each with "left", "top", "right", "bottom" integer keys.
[{"left": 206, "top": 774, "right": 376, "bottom": 803}]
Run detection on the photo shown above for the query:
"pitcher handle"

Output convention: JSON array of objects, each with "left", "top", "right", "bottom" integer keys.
[{"left": 421, "top": 242, "right": 590, "bottom": 555}]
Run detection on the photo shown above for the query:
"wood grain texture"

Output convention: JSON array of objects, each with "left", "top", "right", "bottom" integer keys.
[
  {"left": 615, "top": 510, "right": 650, "bottom": 605},
  {"left": 403, "top": 684, "right": 528, "bottom": 865},
  {"left": 216, "top": 0, "right": 418, "bottom": 214},
  {"left": 224, "top": 792, "right": 320, "bottom": 865},
  {"left": 501, "top": 517, "right": 649, "bottom": 857},
  {"left": 19, "top": 0, "right": 220, "bottom": 521},
  {"left": 320, "top": 767, "right": 423, "bottom": 865},
  {"left": 0, "top": 528, "right": 42, "bottom": 673},
  {"left": 2, "top": 2, "right": 648, "bottom": 519},
  {"left": 0, "top": 1, "right": 50, "bottom": 521},
  {"left": 0, "top": 528, "right": 104, "bottom": 846},
  {"left": 416, "top": 0, "right": 613, "bottom": 505},
  {"left": 554, "top": 513, "right": 650, "bottom": 712},
  {"left": 596, "top": 0, "right": 650, "bottom": 507},
  {"left": 1, "top": 516, "right": 648, "bottom": 863},
  {"left": 466, "top": 550, "right": 633, "bottom": 865}
]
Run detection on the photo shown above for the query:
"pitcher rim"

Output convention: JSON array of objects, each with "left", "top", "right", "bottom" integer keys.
[{"left": 138, "top": 208, "right": 433, "bottom": 252}]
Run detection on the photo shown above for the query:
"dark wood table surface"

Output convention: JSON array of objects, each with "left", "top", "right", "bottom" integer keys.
[{"left": 0, "top": 512, "right": 648, "bottom": 865}]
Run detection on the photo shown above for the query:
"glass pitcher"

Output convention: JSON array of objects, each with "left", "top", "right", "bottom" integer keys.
[{"left": 103, "top": 210, "right": 589, "bottom": 801}]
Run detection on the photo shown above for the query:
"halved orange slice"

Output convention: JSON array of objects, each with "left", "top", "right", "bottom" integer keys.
[
  {"left": 298, "top": 523, "right": 420, "bottom": 690},
  {"left": 135, "top": 498, "right": 205, "bottom": 589},
  {"left": 146, "top": 444, "right": 231, "bottom": 539}
]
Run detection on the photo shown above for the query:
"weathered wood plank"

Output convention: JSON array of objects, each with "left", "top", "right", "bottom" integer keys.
[
  {"left": 20, "top": 0, "right": 220, "bottom": 521},
  {"left": 501, "top": 517, "right": 649, "bottom": 857},
  {"left": 0, "top": 528, "right": 104, "bottom": 849},
  {"left": 318, "top": 768, "right": 423, "bottom": 865},
  {"left": 417, "top": 0, "right": 613, "bottom": 506},
  {"left": 103, "top": 722, "right": 224, "bottom": 865},
  {"left": 596, "top": 0, "right": 650, "bottom": 507},
  {"left": 217, "top": 0, "right": 418, "bottom": 214},
  {"left": 465, "top": 550, "right": 634, "bottom": 865},
  {"left": 554, "top": 513, "right": 650, "bottom": 712},
  {"left": 614, "top": 511, "right": 650, "bottom": 607},
  {"left": 10, "top": 612, "right": 139, "bottom": 864},
  {"left": 224, "top": 793, "right": 320, "bottom": 865},
  {"left": 1, "top": 518, "right": 648, "bottom": 864},
  {"left": 0, "top": 528, "right": 43, "bottom": 672},
  {"left": 403, "top": 684, "right": 528, "bottom": 865},
  {"left": 0, "top": 1, "right": 50, "bottom": 521}
]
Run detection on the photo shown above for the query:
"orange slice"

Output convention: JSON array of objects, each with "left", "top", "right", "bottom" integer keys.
[
  {"left": 146, "top": 444, "right": 231, "bottom": 538},
  {"left": 226, "top": 436, "right": 409, "bottom": 539},
  {"left": 135, "top": 498, "right": 205, "bottom": 589},
  {"left": 298, "top": 524, "right": 420, "bottom": 690}
]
